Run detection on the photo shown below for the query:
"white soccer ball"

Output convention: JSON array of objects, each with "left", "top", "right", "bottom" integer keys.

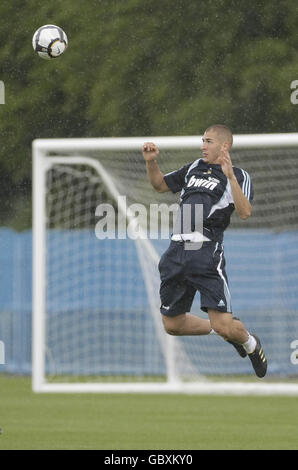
[{"left": 32, "top": 24, "right": 68, "bottom": 60}]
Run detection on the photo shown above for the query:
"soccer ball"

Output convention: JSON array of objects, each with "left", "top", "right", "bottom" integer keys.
[{"left": 32, "top": 25, "right": 68, "bottom": 60}]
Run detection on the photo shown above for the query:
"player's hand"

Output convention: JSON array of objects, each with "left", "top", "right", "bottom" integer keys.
[
  {"left": 219, "top": 145, "right": 234, "bottom": 179},
  {"left": 142, "top": 142, "right": 159, "bottom": 161}
]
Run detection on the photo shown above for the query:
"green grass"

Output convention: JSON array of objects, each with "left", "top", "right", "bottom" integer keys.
[{"left": 1, "top": 375, "right": 298, "bottom": 450}]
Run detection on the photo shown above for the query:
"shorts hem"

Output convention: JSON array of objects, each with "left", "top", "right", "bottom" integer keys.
[
  {"left": 160, "top": 307, "right": 190, "bottom": 317},
  {"left": 201, "top": 306, "right": 232, "bottom": 314}
]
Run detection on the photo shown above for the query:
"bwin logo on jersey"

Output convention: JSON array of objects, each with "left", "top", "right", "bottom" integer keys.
[{"left": 187, "top": 175, "right": 218, "bottom": 190}]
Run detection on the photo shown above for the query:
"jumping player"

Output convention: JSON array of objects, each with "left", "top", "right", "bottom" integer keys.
[{"left": 142, "top": 125, "right": 267, "bottom": 378}]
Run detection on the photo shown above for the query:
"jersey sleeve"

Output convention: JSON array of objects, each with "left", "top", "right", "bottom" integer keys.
[
  {"left": 234, "top": 168, "right": 254, "bottom": 202},
  {"left": 163, "top": 163, "right": 192, "bottom": 193}
]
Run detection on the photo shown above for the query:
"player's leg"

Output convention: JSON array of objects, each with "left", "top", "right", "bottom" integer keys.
[
  {"left": 207, "top": 310, "right": 249, "bottom": 356},
  {"left": 162, "top": 312, "right": 213, "bottom": 336},
  {"left": 192, "top": 242, "right": 254, "bottom": 359},
  {"left": 208, "top": 309, "right": 267, "bottom": 377},
  {"left": 208, "top": 310, "right": 248, "bottom": 343}
]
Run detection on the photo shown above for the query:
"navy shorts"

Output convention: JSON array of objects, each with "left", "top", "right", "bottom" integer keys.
[{"left": 158, "top": 240, "right": 232, "bottom": 316}]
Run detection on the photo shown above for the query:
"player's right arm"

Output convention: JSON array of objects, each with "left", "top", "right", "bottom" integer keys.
[{"left": 142, "top": 142, "right": 170, "bottom": 193}]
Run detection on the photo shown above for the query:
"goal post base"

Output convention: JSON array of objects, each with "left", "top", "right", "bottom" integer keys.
[{"left": 33, "top": 381, "right": 298, "bottom": 396}]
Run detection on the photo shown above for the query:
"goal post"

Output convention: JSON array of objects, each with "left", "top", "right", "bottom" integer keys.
[
  {"left": 33, "top": 134, "right": 298, "bottom": 394},
  {"left": 33, "top": 144, "right": 180, "bottom": 393}
]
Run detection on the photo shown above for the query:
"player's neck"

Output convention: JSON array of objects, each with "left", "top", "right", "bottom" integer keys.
[
  {"left": 203, "top": 155, "right": 221, "bottom": 166},
  {"left": 212, "top": 156, "right": 222, "bottom": 165}
]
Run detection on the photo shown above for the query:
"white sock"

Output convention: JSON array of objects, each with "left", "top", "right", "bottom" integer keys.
[{"left": 242, "top": 334, "right": 257, "bottom": 354}]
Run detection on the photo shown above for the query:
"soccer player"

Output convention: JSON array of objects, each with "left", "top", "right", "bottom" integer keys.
[{"left": 142, "top": 125, "right": 267, "bottom": 378}]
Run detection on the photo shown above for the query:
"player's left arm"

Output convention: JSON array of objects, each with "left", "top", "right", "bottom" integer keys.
[{"left": 219, "top": 146, "right": 252, "bottom": 220}]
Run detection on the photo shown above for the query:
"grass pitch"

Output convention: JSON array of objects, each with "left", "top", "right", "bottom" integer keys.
[{"left": 0, "top": 375, "right": 298, "bottom": 450}]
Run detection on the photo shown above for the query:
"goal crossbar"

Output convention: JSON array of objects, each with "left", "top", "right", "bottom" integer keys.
[{"left": 33, "top": 133, "right": 298, "bottom": 152}]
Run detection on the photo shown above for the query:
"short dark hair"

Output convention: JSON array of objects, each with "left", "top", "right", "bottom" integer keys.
[{"left": 205, "top": 124, "right": 233, "bottom": 148}]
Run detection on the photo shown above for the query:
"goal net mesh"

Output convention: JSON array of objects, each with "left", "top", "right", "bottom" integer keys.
[{"left": 41, "top": 143, "right": 298, "bottom": 384}]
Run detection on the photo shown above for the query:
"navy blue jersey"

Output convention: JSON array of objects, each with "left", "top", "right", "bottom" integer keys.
[{"left": 164, "top": 158, "right": 253, "bottom": 242}]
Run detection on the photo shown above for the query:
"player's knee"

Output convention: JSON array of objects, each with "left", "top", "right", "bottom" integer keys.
[
  {"left": 163, "top": 322, "right": 179, "bottom": 336},
  {"left": 162, "top": 315, "right": 181, "bottom": 336},
  {"left": 164, "top": 326, "right": 178, "bottom": 336},
  {"left": 211, "top": 323, "right": 231, "bottom": 340}
]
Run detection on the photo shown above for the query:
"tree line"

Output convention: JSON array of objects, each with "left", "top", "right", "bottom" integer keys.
[{"left": 0, "top": 0, "right": 297, "bottom": 229}]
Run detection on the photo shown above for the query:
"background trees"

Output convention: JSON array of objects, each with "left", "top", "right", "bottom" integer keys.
[{"left": 0, "top": 0, "right": 297, "bottom": 228}]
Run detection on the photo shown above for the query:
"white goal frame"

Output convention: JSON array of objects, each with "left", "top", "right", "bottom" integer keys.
[{"left": 33, "top": 133, "right": 298, "bottom": 395}]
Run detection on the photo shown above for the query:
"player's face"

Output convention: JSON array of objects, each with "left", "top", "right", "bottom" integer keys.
[{"left": 201, "top": 131, "right": 223, "bottom": 164}]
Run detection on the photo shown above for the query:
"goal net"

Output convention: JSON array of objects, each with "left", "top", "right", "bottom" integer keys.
[{"left": 32, "top": 134, "right": 298, "bottom": 394}]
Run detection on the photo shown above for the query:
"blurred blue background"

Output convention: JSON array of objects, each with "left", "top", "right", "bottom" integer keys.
[{"left": 1, "top": 228, "right": 297, "bottom": 377}]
